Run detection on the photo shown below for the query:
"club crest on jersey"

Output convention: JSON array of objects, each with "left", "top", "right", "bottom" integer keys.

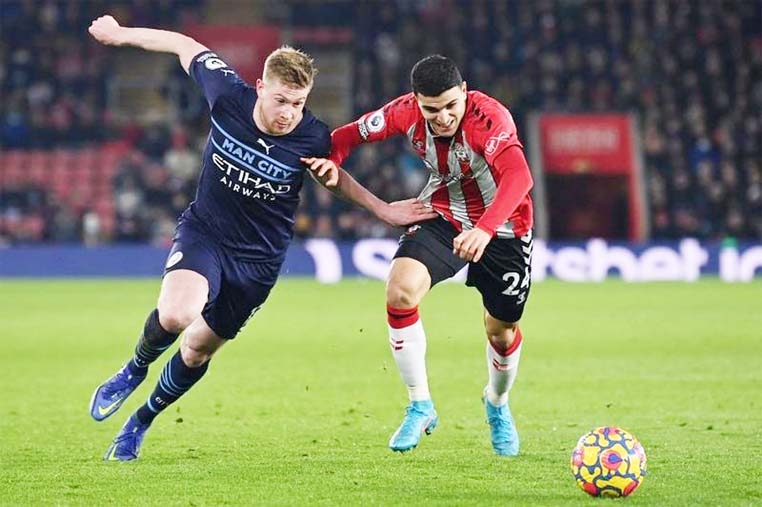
[
  {"left": 485, "top": 131, "right": 512, "bottom": 155},
  {"left": 452, "top": 143, "right": 470, "bottom": 162}
]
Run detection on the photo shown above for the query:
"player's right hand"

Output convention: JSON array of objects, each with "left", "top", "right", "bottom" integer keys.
[
  {"left": 88, "top": 15, "right": 124, "bottom": 46},
  {"left": 452, "top": 227, "right": 492, "bottom": 263},
  {"left": 382, "top": 199, "right": 439, "bottom": 227},
  {"left": 301, "top": 157, "right": 340, "bottom": 187}
]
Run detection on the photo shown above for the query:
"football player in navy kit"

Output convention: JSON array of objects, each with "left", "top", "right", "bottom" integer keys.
[{"left": 86, "top": 15, "right": 435, "bottom": 461}]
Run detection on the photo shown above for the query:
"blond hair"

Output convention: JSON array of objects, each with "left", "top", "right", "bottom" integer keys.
[{"left": 263, "top": 45, "right": 317, "bottom": 89}]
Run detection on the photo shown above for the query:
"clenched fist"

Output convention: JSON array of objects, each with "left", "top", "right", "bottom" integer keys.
[{"left": 88, "top": 15, "right": 124, "bottom": 46}]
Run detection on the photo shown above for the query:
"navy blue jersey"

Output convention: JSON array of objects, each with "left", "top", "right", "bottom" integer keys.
[{"left": 183, "top": 50, "right": 330, "bottom": 262}]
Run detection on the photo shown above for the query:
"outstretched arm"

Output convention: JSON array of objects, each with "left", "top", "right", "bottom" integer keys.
[
  {"left": 88, "top": 15, "right": 208, "bottom": 74},
  {"left": 302, "top": 157, "right": 437, "bottom": 227}
]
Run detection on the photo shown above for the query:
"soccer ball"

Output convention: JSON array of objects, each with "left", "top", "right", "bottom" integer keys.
[{"left": 570, "top": 426, "right": 647, "bottom": 498}]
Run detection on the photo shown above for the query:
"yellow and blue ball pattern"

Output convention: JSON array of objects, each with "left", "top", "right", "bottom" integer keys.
[{"left": 570, "top": 426, "right": 647, "bottom": 498}]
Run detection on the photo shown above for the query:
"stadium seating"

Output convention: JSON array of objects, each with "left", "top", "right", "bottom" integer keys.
[{"left": 1, "top": 0, "right": 759, "bottom": 244}]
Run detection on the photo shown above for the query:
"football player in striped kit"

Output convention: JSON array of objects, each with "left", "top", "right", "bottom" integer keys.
[{"left": 304, "top": 55, "right": 534, "bottom": 456}]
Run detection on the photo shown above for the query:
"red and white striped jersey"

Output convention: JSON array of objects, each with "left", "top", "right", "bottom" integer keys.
[{"left": 331, "top": 90, "right": 533, "bottom": 238}]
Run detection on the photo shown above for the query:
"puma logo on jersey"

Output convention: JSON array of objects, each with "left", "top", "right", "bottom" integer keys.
[{"left": 257, "top": 138, "right": 275, "bottom": 155}]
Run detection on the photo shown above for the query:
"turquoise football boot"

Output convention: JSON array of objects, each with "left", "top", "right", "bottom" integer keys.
[
  {"left": 484, "top": 394, "right": 519, "bottom": 456},
  {"left": 388, "top": 400, "right": 438, "bottom": 452}
]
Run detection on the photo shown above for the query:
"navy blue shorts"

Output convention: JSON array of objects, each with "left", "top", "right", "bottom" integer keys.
[
  {"left": 163, "top": 220, "right": 282, "bottom": 340},
  {"left": 394, "top": 218, "right": 533, "bottom": 323}
]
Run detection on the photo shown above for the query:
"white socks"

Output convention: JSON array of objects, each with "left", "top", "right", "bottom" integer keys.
[
  {"left": 386, "top": 305, "right": 525, "bottom": 407},
  {"left": 485, "top": 328, "right": 523, "bottom": 406},
  {"left": 387, "top": 305, "right": 430, "bottom": 402}
]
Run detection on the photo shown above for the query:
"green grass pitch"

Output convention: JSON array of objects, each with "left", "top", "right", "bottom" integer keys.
[{"left": 1, "top": 278, "right": 760, "bottom": 506}]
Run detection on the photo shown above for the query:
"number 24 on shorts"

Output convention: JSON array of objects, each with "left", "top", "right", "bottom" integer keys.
[{"left": 502, "top": 267, "right": 530, "bottom": 304}]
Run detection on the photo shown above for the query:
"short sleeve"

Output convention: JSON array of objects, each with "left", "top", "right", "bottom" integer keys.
[{"left": 189, "top": 51, "right": 248, "bottom": 108}]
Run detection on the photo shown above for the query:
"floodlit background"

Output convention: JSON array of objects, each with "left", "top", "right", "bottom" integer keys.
[{"left": 1, "top": 0, "right": 760, "bottom": 249}]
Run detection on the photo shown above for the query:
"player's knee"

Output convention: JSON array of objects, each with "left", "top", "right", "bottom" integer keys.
[
  {"left": 485, "top": 315, "right": 519, "bottom": 350},
  {"left": 157, "top": 303, "right": 199, "bottom": 334},
  {"left": 386, "top": 282, "right": 422, "bottom": 309},
  {"left": 180, "top": 341, "right": 212, "bottom": 368}
]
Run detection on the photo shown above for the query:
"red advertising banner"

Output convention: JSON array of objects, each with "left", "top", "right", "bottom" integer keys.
[
  {"left": 539, "top": 114, "right": 633, "bottom": 174},
  {"left": 183, "top": 25, "right": 282, "bottom": 82},
  {"left": 532, "top": 113, "right": 646, "bottom": 240}
]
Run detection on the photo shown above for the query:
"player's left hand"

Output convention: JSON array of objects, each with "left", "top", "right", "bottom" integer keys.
[
  {"left": 301, "top": 157, "right": 339, "bottom": 187},
  {"left": 453, "top": 227, "right": 492, "bottom": 262}
]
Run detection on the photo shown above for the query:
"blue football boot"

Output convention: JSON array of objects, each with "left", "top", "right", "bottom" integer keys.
[
  {"left": 89, "top": 363, "right": 146, "bottom": 421},
  {"left": 388, "top": 400, "right": 439, "bottom": 452},
  {"left": 104, "top": 414, "right": 150, "bottom": 461},
  {"left": 484, "top": 393, "right": 519, "bottom": 456}
]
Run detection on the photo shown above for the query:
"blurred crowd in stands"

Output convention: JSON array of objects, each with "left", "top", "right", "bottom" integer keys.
[
  {"left": 0, "top": 0, "right": 203, "bottom": 245},
  {"left": 1, "top": 0, "right": 760, "bottom": 246}
]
